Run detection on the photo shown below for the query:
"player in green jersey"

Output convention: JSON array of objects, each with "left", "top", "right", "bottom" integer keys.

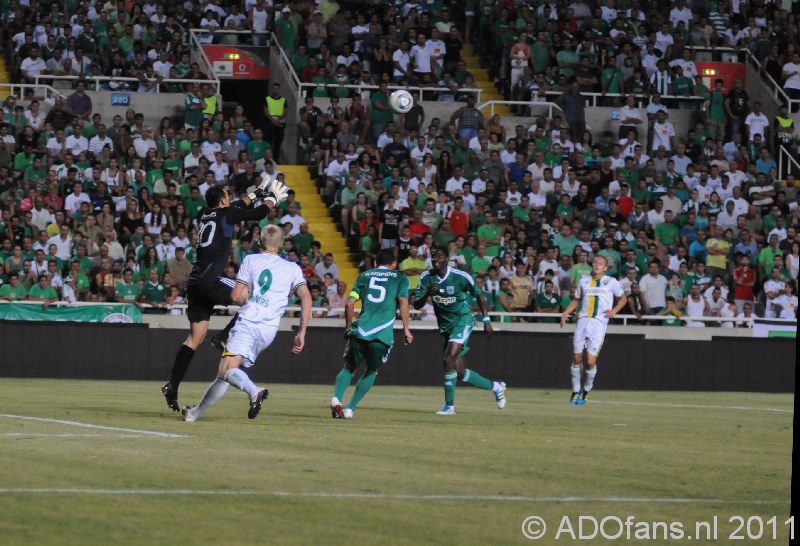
[
  {"left": 414, "top": 246, "right": 506, "bottom": 415},
  {"left": 331, "top": 249, "right": 413, "bottom": 419}
]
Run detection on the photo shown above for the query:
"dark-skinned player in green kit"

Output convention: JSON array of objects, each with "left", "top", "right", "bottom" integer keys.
[
  {"left": 331, "top": 249, "right": 414, "bottom": 419},
  {"left": 413, "top": 246, "right": 507, "bottom": 415}
]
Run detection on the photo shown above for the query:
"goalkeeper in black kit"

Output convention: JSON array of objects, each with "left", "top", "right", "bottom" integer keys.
[{"left": 161, "top": 176, "right": 290, "bottom": 411}]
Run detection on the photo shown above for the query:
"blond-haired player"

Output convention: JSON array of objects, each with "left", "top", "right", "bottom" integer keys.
[
  {"left": 182, "top": 224, "right": 312, "bottom": 421},
  {"left": 560, "top": 256, "right": 626, "bottom": 405}
]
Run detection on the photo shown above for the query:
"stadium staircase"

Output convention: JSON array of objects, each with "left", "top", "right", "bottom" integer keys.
[
  {"left": 463, "top": 44, "right": 512, "bottom": 116},
  {"left": 280, "top": 165, "right": 360, "bottom": 289},
  {"left": 0, "top": 57, "right": 11, "bottom": 85}
]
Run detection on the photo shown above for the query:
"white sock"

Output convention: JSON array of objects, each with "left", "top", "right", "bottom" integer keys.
[
  {"left": 224, "top": 368, "right": 259, "bottom": 399},
  {"left": 584, "top": 366, "right": 597, "bottom": 392},
  {"left": 571, "top": 364, "right": 583, "bottom": 393},
  {"left": 192, "top": 379, "right": 229, "bottom": 418}
]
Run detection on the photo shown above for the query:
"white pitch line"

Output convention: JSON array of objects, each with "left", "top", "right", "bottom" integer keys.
[
  {"left": 589, "top": 401, "right": 794, "bottom": 414},
  {"left": 3, "top": 433, "right": 144, "bottom": 438},
  {"left": 0, "top": 488, "right": 789, "bottom": 505},
  {"left": 0, "top": 414, "right": 190, "bottom": 438}
]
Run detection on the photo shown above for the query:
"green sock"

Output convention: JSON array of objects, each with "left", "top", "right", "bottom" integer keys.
[
  {"left": 334, "top": 369, "right": 354, "bottom": 401},
  {"left": 346, "top": 370, "right": 377, "bottom": 410},
  {"left": 461, "top": 369, "right": 493, "bottom": 390},
  {"left": 444, "top": 370, "right": 457, "bottom": 406}
]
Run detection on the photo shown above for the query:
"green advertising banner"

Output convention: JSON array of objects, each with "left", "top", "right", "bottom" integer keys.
[{"left": 0, "top": 304, "right": 142, "bottom": 323}]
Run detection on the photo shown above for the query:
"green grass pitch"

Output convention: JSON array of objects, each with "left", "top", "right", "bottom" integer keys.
[{"left": 0, "top": 379, "right": 793, "bottom": 545}]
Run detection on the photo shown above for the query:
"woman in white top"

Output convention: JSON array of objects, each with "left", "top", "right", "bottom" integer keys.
[
  {"left": 125, "top": 157, "right": 146, "bottom": 186},
  {"left": 786, "top": 241, "right": 800, "bottom": 285},
  {"left": 102, "top": 157, "right": 122, "bottom": 190},
  {"left": 498, "top": 253, "right": 516, "bottom": 280},
  {"left": 96, "top": 202, "right": 116, "bottom": 233},
  {"left": 144, "top": 202, "right": 168, "bottom": 237},
  {"left": 719, "top": 294, "right": 737, "bottom": 328},
  {"left": 24, "top": 100, "right": 46, "bottom": 131},
  {"left": 422, "top": 153, "right": 438, "bottom": 186}
]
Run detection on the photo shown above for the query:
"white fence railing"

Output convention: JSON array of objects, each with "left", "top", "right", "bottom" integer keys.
[
  {"left": 188, "top": 29, "right": 221, "bottom": 90},
  {"left": 1, "top": 299, "right": 781, "bottom": 329},
  {"left": 777, "top": 144, "right": 800, "bottom": 179},
  {"left": 33, "top": 75, "right": 220, "bottom": 95},
  {"left": 0, "top": 83, "right": 67, "bottom": 101},
  {"left": 298, "top": 82, "right": 484, "bottom": 103},
  {"left": 478, "top": 100, "right": 562, "bottom": 118},
  {"left": 271, "top": 32, "right": 302, "bottom": 95}
]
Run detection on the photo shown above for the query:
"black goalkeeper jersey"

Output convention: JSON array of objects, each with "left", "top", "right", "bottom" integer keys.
[{"left": 188, "top": 202, "right": 268, "bottom": 286}]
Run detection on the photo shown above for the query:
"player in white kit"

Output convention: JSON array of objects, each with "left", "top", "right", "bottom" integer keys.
[
  {"left": 182, "top": 225, "right": 312, "bottom": 422},
  {"left": 560, "top": 256, "right": 627, "bottom": 406}
]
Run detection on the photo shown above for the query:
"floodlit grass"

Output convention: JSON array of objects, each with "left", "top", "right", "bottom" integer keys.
[{"left": 0, "top": 379, "right": 793, "bottom": 545}]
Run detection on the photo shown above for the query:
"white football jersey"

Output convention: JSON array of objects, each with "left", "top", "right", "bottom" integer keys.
[
  {"left": 575, "top": 275, "right": 624, "bottom": 324},
  {"left": 236, "top": 252, "right": 306, "bottom": 326}
]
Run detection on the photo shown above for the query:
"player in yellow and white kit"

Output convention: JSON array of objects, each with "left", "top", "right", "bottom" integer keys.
[{"left": 560, "top": 256, "right": 627, "bottom": 405}]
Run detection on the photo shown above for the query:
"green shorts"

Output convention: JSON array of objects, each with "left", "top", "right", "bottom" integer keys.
[
  {"left": 440, "top": 317, "right": 474, "bottom": 358},
  {"left": 344, "top": 337, "right": 393, "bottom": 370}
]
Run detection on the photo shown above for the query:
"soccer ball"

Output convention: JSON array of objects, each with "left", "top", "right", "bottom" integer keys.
[{"left": 389, "top": 90, "right": 414, "bottom": 114}]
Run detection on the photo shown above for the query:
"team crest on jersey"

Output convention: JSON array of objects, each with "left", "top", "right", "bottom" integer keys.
[
  {"left": 446, "top": 286, "right": 454, "bottom": 295},
  {"left": 603, "top": 279, "right": 609, "bottom": 285}
]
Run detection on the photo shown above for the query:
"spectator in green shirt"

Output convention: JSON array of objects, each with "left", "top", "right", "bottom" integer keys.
[
  {"left": 757, "top": 234, "right": 783, "bottom": 280},
  {"left": 183, "top": 83, "right": 204, "bottom": 130},
  {"left": 14, "top": 146, "right": 36, "bottom": 171},
  {"left": 139, "top": 267, "right": 167, "bottom": 313},
  {"left": 657, "top": 297, "right": 685, "bottom": 326},
  {"left": 553, "top": 224, "right": 580, "bottom": 257},
  {"left": 598, "top": 237, "right": 622, "bottom": 278},
  {"left": 671, "top": 66, "right": 694, "bottom": 108},
  {"left": 369, "top": 81, "right": 394, "bottom": 141},
  {"left": 477, "top": 211, "right": 502, "bottom": 257},
  {"left": 471, "top": 244, "right": 491, "bottom": 279},
  {"left": 27, "top": 274, "right": 58, "bottom": 306},
  {"left": 246, "top": 128, "right": 270, "bottom": 162},
  {"left": 535, "top": 279, "right": 560, "bottom": 323},
  {"left": 0, "top": 272, "right": 28, "bottom": 301},
  {"left": 292, "top": 222, "right": 315, "bottom": 257},
  {"left": 183, "top": 186, "right": 207, "bottom": 218},
  {"left": 115, "top": 268, "right": 141, "bottom": 304},
  {"left": 654, "top": 210, "right": 680, "bottom": 252},
  {"left": 571, "top": 251, "right": 592, "bottom": 287},
  {"left": 65, "top": 260, "right": 91, "bottom": 301}
]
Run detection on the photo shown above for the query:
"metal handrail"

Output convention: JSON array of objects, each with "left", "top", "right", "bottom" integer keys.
[
  {"left": 298, "top": 82, "right": 483, "bottom": 102},
  {"left": 32, "top": 74, "right": 220, "bottom": 94},
  {"left": 746, "top": 53, "right": 795, "bottom": 107},
  {"left": 0, "top": 83, "right": 67, "bottom": 101},
  {"left": 543, "top": 90, "right": 705, "bottom": 108},
  {"left": 777, "top": 145, "right": 800, "bottom": 179},
  {"left": 188, "top": 29, "right": 221, "bottom": 88},
  {"left": 477, "top": 100, "right": 562, "bottom": 118},
  {"left": 271, "top": 32, "right": 302, "bottom": 94}
]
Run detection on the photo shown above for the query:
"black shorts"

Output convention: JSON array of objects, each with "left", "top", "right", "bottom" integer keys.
[{"left": 186, "top": 278, "right": 235, "bottom": 323}]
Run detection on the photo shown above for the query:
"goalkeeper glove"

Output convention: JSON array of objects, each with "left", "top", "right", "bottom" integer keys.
[{"left": 265, "top": 180, "right": 290, "bottom": 207}]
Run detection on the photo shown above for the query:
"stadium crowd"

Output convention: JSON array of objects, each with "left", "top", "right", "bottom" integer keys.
[{"left": 0, "top": 0, "right": 799, "bottom": 326}]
